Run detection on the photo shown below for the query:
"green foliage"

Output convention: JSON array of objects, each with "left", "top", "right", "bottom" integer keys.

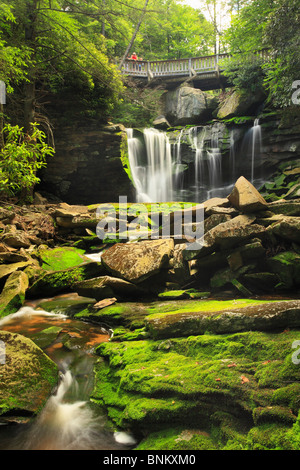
[
  {"left": 112, "top": 85, "right": 165, "bottom": 127},
  {"left": 0, "top": 122, "right": 54, "bottom": 197},
  {"left": 223, "top": 54, "right": 266, "bottom": 93},
  {"left": 262, "top": 0, "right": 300, "bottom": 107}
]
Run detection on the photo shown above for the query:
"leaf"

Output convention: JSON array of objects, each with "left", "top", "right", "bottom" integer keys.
[{"left": 240, "top": 375, "right": 249, "bottom": 384}]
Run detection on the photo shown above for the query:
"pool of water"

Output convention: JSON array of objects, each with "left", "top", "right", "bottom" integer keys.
[{"left": 0, "top": 301, "right": 137, "bottom": 450}]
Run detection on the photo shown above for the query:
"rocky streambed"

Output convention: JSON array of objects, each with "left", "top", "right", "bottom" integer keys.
[{"left": 0, "top": 170, "right": 300, "bottom": 450}]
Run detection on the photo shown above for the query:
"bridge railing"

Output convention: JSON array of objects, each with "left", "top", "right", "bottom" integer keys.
[{"left": 121, "top": 50, "right": 269, "bottom": 80}]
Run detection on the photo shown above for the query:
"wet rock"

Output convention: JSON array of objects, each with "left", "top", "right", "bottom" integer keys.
[
  {"left": 228, "top": 176, "right": 268, "bottom": 212},
  {"left": 0, "top": 271, "right": 29, "bottom": 318},
  {"left": 101, "top": 239, "right": 174, "bottom": 283},
  {"left": 0, "top": 330, "right": 58, "bottom": 420}
]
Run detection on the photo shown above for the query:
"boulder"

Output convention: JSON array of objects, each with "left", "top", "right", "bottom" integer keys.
[
  {"left": 270, "top": 217, "right": 300, "bottom": 243},
  {"left": 27, "top": 261, "right": 105, "bottom": 298},
  {"left": 0, "top": 271, "right": 29, "bottom": 318},
  {"left": 145, "top": 299, "right": 300, "bottom": 339},
  {"left": 35, "top": 246, "right": 91, "bottom": 271},
  {"left": 183, "top": 214, "right": 265, "bottom": 260},
  {"left": 1, "top": 229, "right": 31, "bottom": 249},
  {"left": 101, "top": 239, "right": 174, "bottom": 283},
  {"left": 228, "top": 176, "right": 268, "bottom": 212},
  {"left": 217, "top": 89, "right": 265, "bottom": 119},
  {"left": 0, "top": 330, "right": 58, "bottom": 420},
  {"left": 153, "top": 116, "right": 171, "bottom": 130},
  {"left": 0, "top": 261, "right": 32, "bottom": 281},
  {"left": 74, "top": 275, "right": 143, "bottom": 300},
  {"left": 163, "top": 86, "right": 212, "bottom": 125}
]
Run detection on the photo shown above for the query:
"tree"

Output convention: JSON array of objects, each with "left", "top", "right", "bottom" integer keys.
[
  {"left": 263, "top": 0, "right": 300, "bottom": 107},
  {"left": 118, "top": 0, "right": 150, "bottom": 69},
  {"left": 0, "top": 0, "right": 124, "bottom": 134}
]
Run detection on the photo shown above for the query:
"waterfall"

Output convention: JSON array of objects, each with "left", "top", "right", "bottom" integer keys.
[
  {"left": 188, "top": 127, "right": 206, "bottom": 201},
  {"left": 127, "top": 128, "right": 173, "bottom": 202},
  {"left": 240, "top": 118, "right": 262, "bottom": 184},
  {"left": 251, "top": 118, "right": 262, "bottom": 183},
  {"left": 126, "top": 123, "right": 259, "bottom": 204}
]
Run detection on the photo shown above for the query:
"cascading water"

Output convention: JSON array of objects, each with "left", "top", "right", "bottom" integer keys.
[
  {"left": 127, "top": 128, "right": 173, "bottom": 202},
  {"left": 240, "top": 118, "right": 263, "bottom": 184},
  {"left": 0, "top": 306, "right": 137, "bottom": 450},
  {"left": 251, "top": 118, "right": 262, "bottom": 183},
  {"left": 127, "top": 119, "right": 264, "bottom": 204}
]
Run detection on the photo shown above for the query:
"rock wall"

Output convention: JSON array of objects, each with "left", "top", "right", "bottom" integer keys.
[{"left": 39, "top": 122, "right": 135, "bottom": 205}]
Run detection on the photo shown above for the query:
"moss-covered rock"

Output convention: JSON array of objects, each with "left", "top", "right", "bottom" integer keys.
[
  {"left": 34, "top": 246, "right": 91, "bottom": 271},
  {"left": 91, "top": 328, "right": 300, "bottom": 449},
  {"left": 27, "top": 261, "right": 105, "bottom": 298},
  {"left": 0, "top": 271, "right": 29, "bottom": 318},
  {"left": 0, "top": 330, "right": 58, "bottom": 420}
]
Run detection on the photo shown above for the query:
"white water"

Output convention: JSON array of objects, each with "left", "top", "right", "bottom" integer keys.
[
  {"left": 127, "top": 120, "right": 263, "bottom": 204},
  {"left": 127, "top": 128, "right": 173, "bottom": 202},
  {"left": 0, "top": 306, "right": 137, "bottom": 450},
  {"left": 251, "top": 118, "right": 262, "bottom": 182}
]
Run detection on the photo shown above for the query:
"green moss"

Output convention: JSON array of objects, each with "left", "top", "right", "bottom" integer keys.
[
  {"left": 92, "top": 329, "right": 300, "bottom": 447},
  {"left": 119, "top": 131, "right": 133, "bottom": 184},
  {"left": 136, "top": 427, "right": 219, "bottom": 450},
  {"left": 28, "top": 262, "right": 104, "bottom": 298},
  {"left": 36, "top": 246, "right": 89, "bottom": 271}
]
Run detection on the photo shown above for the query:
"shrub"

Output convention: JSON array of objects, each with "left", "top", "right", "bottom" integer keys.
[{"left": 0, "top": 122, "right": 54, "bottom": 199}]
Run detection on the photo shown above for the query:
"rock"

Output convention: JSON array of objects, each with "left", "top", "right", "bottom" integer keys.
[
  {"left": 228, "top": 176, "right": 268, "bottom": 212},
  {"left": 0, "top": 271, "right": 29, "bottom": 318},
  {"left": 1, "top": 229, "right": 31, "bottom": 249},
  {"left": 153, "top": 116, "right": 171, "bottom": 130},
  {"left": 267, "top": 251, "right": 300, "bottom": 289},
  {"left": 101, "top": 239, "right": 174, "bottom": 283},
  {"left": 145, "top": 299, "right": 300, "bottom": 339},
  {"left": 163, "top": 86, "right": 212, "bottom": 125},
  {"left": 0, "top": 330, "right": 58, "bottom": 420},
  {"left": 183, "top": 214, "right": 265, "bottom": 260},
  {"left": 74, "top": 275, "right": 143, "bottom": 300},
  {"left": 93, "top": 298, "right": 117, "bottom": 310},
  {"left": 35, "top": 246, "right": 92, "bottom": 271},
  {"left": 267, "top": 200, "right": 300, "bottom": 216},
  {"left": 270, "top": 217, "right": 300, "bottom": 243},
  {"left": 203, "top": 197, "right": 230, "bottom": 214},
  {"left": 217, "top": 89, "right": 265, "bottom": 119},
  {"left": 0, "top": 207, "right": 15, "bottom": 224},
  {"left": 0, "top": 261, "right": 33, "bottom": 281},
  {"left": 27, "top": 262, "right": 105, "bottom": 298}
]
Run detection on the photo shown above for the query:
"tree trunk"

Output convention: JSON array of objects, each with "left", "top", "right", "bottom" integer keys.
[
  {"left": 118, "top": 0, "right": 149, "bottom": 70},
  {"left": 24, "top": 0, "right": 38, "bottom": 134}
]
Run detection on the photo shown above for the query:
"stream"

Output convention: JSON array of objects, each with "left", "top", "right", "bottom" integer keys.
[{"left": 0, "top": 298, "right": 137, "bottom": 451}]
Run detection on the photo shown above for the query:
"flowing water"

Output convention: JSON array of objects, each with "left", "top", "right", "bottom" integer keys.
[
  {"left": 0, "top": 302, "right": 137, "bottom": 450},
  {"left": 127, "top": 120, "right": 264, "bottom": 204}
]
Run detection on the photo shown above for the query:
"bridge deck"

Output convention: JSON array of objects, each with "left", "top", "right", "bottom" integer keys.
[{"left": 121, "top": 50, "right": 269, "bottom": 89}]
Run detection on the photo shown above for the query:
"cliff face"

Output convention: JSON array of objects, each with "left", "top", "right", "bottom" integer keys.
[
  {"left": 39, "top": 121, "right": 134, "bottom": 205},
  {"left": 38, "top": 87, "right": 300, "bottom": 206}
]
